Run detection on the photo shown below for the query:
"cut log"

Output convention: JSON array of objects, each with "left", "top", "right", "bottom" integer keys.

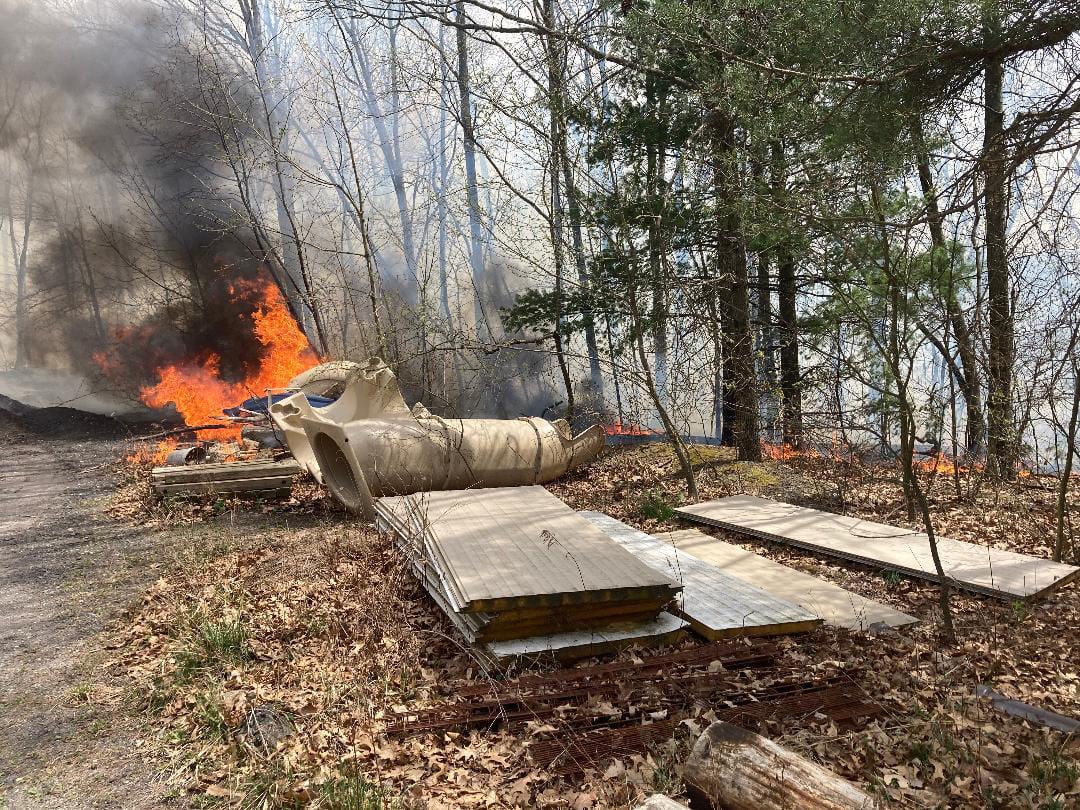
[{"left": 684, "top": 722, "right": 876, "bottom": 810}]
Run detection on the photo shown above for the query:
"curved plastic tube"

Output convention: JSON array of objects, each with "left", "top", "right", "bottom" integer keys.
[{"left": 270, "top": 357, "right": 605, "bottom": 516}]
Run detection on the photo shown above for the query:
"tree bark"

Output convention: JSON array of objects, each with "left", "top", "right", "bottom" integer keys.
[
  {"left": 872, "top": 181, "right": 955, "bottom": 641},
  {"left": 349, "top": 18, "right": 419, "bottom": 300},
  {"left": 646, "top": 77, "right": 668, "bottom": 401},
  {"left": 9, "top": 166, "right": 33, "bottom": 368},
  {"left": 912, "top": 120, "right": 985, "bottom": 455},
  {"left": 562, "top": 157, "right": 604, "bottom": 400},
  {"left": 455, "top": 0, "right": 487, "bottom": 337},
  {"left": 1054, "top": 360, "right": 1080, "bottom": 562},
  {"left": 543, "top": 0, "right": 574, "bottom": 421},
  {"left": 983, "top": 9, "right": 1016, "bottom": 476},
  {"left": 712, "top": 111, "right": 759, "bottom": 461},
  {"left": 771, "top": 143, "right": 802, "bottom": 449},
  {"left": 684, "top": 721, "right": 875, "bottom": 810}
]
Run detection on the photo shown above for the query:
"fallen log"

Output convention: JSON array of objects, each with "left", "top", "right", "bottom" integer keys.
[{"left": 684, "top": 721, "right": 876, "bottom": 810}]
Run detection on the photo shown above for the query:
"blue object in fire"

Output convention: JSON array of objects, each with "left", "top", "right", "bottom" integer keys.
[{"left": 223, "top": 393, "right": 336, "bottom": 417}]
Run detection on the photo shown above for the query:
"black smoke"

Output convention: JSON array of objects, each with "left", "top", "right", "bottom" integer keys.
[{"left": 0, "top": 0, "right": 283, "bottom": 392}]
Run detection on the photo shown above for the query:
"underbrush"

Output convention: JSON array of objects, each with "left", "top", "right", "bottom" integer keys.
[{"left": 107, "top": 443, "right": 1080, "bottom": 808}]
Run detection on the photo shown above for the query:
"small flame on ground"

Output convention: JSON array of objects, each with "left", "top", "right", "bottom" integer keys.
[
  {"left": 914, "top": 452, "right": 968, "bottom": 476},
  {"left": 604, "top": 420, "right": 660, "bottom": 436},
  {"left": 127, "top": 437, "right": 179, "bottom": 465}
]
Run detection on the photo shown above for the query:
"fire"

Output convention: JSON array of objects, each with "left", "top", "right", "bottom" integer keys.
[
  {"left": 604, "top": 420, "right": 660, "bottom": 436},
  {"left": 761, "top": 440, "right": 821, "bottom": 462},
  {"left": 107, "top": 278, "right": 317, "bottom": 447},
  {"left": 127, "top": 438, "right": 179, "bottom": 465},
  {"left": 915, "top": 452, "right": 964, "bottom": 475}
]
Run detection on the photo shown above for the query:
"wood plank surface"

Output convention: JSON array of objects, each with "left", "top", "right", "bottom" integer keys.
[
  {"left": 153, "top": 475, "right": 294, "bottom": 495},
  {"left": 676, "top": 495, "right": 1080, "bottom": 601},
  {"left": 151, "top": 458, "right": 299, "bottom": 484},
  {"left": 484, "top": 611, "right": 686, "bottom": 663},
  {"left": 376, "top": 487, "right": 681, "bottom": 613},
  {"left": 658, "top": 527, "right": 918, "bottom": 630},
  {"left": 581, "top": 512, "right": 821, "bottom": 639}
]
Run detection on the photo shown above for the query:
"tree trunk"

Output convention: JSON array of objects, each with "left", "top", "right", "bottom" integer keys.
[
  {"left": 243, "top": 1, "right": 326, "bottom": 355},
  {"left": 771, "top": 142, "right": 802, "bottom": 449},
  {"left": 562, "top": 157, "right": 604, "bottom": 400},
  {"left": 9, "top": 167, "right": 33, "bottom": 368},
  {"left": 983, "top": 10, "right": 1016, "bottom": 476},
  {"left": 872, "top": 181, "right": 955, "bottom": 641},
  {"left": 912, "top": 121, "right": 985, "bottom": 455},
  {"left": 1055, "top": 360, "right": 1080, "bottom": 562},
  {"left": 712, "top": 111, "right": 759, "bottom": 461},
  {"left": 437, "top": 24, "right": 452, "bottom": 323},
  {"left": 756, "top": 251, "right": 777, "bottom": 436},
  {"left": 455, "top": 0, "right": 487, "bottom": 336},
  {"left": 629, "top": 288, "right": 698, "bottom": 500},
  {"left": 684, "top": 722, "right": 875, "bottom": 810},
  {"left": 350, "top": 18, "right": 419, "bottom": 300},
  {"left": 646, "top": 78, "right": 668, "bottom": 401},
  {"left": 543, "top": 0, "right": 574, "bottom": 422}
]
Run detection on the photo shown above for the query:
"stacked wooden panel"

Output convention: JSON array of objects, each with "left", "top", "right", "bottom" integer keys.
[
  {"left": 581, "top": 512, "right": 822, "bottom": 639},
  {"left": 375, "top": 486, "right": 685, "bottom": 658},
  {"left": 151, "top": 458, "right": 300, "bottom": 496},
  {"left": 657, "top": 526, "right": 918, "bottom": 630}
]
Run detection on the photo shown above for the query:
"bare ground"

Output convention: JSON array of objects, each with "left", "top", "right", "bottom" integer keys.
[{"left": 0, "top": 427, "right": 181, "bottom": 809}]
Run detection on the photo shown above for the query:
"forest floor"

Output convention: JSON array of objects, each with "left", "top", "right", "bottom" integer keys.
[{"left": 12, "top": 435, "right": 1080, "bottom": 808}]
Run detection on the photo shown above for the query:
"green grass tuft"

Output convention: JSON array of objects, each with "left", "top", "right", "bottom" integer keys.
[
  {"left": 317, "top": 769, "right": 390, "bottom": 810},
  {"left": 639, "top": 490, "right": 678, "bottom": 521}
]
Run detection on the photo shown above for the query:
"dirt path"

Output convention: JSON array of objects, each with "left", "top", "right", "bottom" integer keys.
[{"left": 0, "top": 428, "right": 180, "bottom": 809}]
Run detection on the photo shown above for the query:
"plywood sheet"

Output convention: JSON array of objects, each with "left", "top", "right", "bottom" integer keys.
[
  {"left": 581, "top": 512, "right": 821, "bottom": 639},
  {"left": 676, "top": 495, "right": 1080, "bottom": 601},
  {"left": 484, "top": 612, "right": 687, "bottom": 663},
  {"left": 659, "top": 528, "right": 918, "bottom": 630},
  {"left": 377, "top": 487, "right": 680, "bottom": 613}
]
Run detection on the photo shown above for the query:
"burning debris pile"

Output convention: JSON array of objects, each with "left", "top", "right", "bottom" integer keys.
[
  {"left": 102, "top": 272, "right": 608, "bottom": 510},
  {"left": 96, "top": 274, "right": 321, "bottom": 467}
]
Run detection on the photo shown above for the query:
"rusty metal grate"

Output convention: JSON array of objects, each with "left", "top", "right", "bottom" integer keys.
[
  {"left": 529, "top": 682, "right": 882, "bottom": 777},
  {"left": 451, "top": 639, "right": 778, "bottom": 700},
  {"left": 387, "top": 641, "right": 780, "bottom": 737}
]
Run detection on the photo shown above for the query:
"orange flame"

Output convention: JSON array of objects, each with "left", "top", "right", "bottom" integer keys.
[
  {"left": 761, "top": 440, "right": 822, "bottom": 461},
  {"left": 137, "top": 279, "right": 317, "bottom": 441},
  {"left": 604, "top": 420, "right": 661, "bottom": 436},
  {"left": 127, "top": 438, "right": 179, "bottom": 465}
]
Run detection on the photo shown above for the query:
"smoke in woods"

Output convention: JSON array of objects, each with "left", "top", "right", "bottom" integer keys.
[
  {"left": 0, "top": 0, "right": 573, "bottom": 420},
  {"left": 0, "top": 1, "right": 299, "bottom": 393}
]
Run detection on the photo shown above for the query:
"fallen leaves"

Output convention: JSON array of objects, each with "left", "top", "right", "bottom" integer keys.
[{"left": 105, "top": 444, "right": 1080, "bottom": 807}]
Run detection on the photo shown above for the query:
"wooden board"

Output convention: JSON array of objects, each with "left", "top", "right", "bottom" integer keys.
[
  {"left": 151, "top": 458, "right": 299, "bottom": 484},
  {"left": 659, "top": 527, "right": 918, "bottom": 631},
  {"left": 581, "top": 513, "right": 821, "bottom": 640},
  {"left": 376, "top": 487, "right": 680, "bottom": 613},
  {"left": 484, "top": 612, "right": 687, "bottom": 664},
  {"left": 153, "top": 475, "right": 294, "bottom": 495},
  {"left": 677, "top": 495, "right": 1080, "bottom": 601}
]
